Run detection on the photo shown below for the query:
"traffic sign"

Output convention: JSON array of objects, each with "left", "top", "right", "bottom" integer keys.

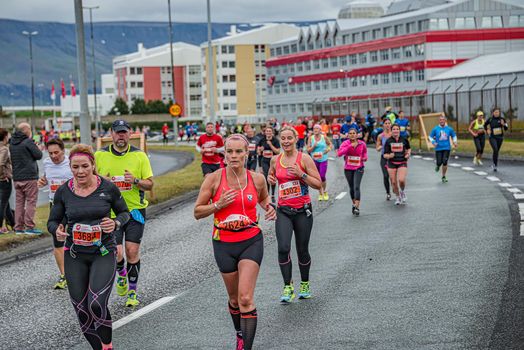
[{"left": 169, "top": 103, "right": 182, "bottom": 117}]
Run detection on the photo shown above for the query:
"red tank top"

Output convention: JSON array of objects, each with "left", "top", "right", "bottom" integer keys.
[
  {"left": 275, "top": 152, "right": 311, "bottom": 209},
  {"left": 211, "top": 168, "right": 260, "bottom": 242}
]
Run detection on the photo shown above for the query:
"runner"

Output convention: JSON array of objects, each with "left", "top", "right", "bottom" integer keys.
[
  {"left": 337, "top": 128, "right": 368, "bottom": 216},
  {"left": 396, "top": 111, "right": 411, "bottom": 139},
  {"left": 196, "top": 122, "right": 225, "bottom": 176},
  {"left": 194, "top": 134, "right": 276, "bottom": 350},
  {"left": 95, "top": 119, "right": 154, "bottom": 307},
  {"left": 330, "top": 118, "right": 342, "bottom": 150},
  {"left": 38, "top": 138, "right": 72, "bottom": 289},
  {"left": 484, "top": 107, "right": 508, "bottom": 172},
  {"left": 383, "top": 124, "right": 411, "bottom": 205},
  {"left": 245, "top": 127, "right": 259, "bottom": 171},
  {"left": 47, "top": 144, "right": 130, "bottom": 350},
  {"left": 306, "top": 124, "right": 333, "bottom": 201},
  {"left": 257, "top": 126, "right": 281, "bottom": 202},
  {"left": 363, "top": 110, "right": 376, "bottom": 143},
  {"left": 468, "top": 111, "right": 486, "bottom": 165},
  {"left": 341, "top": 115, "right": 358, "bottom": 141},
  {"left": 268, "top": 126, "right": 322, "bottom": 303},
  {"left": 375, "top": 118, "right": 392, "bottom": 200},
  {"left": 429, "top": 115, "right": 458, "bottom": 183}
]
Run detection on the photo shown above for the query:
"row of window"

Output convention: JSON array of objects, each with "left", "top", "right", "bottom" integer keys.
[
  {"left": 268, "top": 70, "right": 425, "bottom": 95},
  {"left": 129, "top": 67, "right": 143, "bottom": 75},
  {"left": 268, "top": 45, "right": 424, "bottom": 76},
  {"left": 221, "top": 89, "right": 237, "bottom": 97},
  {"left": 269, "top": 103, "right": 313, "bottom": 114},
  {"left": 129, "top": 81, "right": 143, "bottom": 88},
  {"left": 221, "top": 45, "right": 235, "bottom": 54}
]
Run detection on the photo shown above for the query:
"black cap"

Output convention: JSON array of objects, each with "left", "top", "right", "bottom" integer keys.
[{"left": 112, "top": 119, "right": 131, "bottom": 132}]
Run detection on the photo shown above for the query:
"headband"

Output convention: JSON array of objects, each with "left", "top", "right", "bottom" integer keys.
[
  {"left": 69, "top": 152, "right": 94, "bottom": 161},
  {"left": 226, "top": 134, "right": 249, "bottom": 146}
]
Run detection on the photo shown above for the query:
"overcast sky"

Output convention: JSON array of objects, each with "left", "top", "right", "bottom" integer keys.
[{"left": 2, "top": 0, "right": 393, "bottom": 23}]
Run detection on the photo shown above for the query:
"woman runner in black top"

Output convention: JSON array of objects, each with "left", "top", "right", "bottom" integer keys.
[
  {"left": 48, "top": 144, "right": 129, "bottom": 350},
  {"left": 383, "top": 124, "right": 411, "bottom": 205},
  {"left": 484, "top": 108, "right": 508, "bottom": 171}
]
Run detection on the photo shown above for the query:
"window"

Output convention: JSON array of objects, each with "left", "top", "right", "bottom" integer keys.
[
  {"left": 403, "top": 46, "right": 413, "bottom": 58},
  {"left": 305, "top": 82, "right": 312, "bottom": 91},
  {"left": 298, "top": 83, "right": 304, "bottom": 92},
  {"left": 372, "top": 28, "right": 381, "bottom": 40},
  {"left": 509, "top": 15, "right": 524, "bottom": 27},
  {"left": 276, "top": 47, "right": 282, "bottom": 56},
  {"left": 394, "top": 24, "right": 403, "bottom": 36},
  {"left": 351, "top": 78, "right": 358, "bottom": 87},
  {"left": 282, "top": 85, "right": 288, "bottom": 94},
  {"left": 223, "top": 89, "right": 229, "bottom": 96},
  {"left": 360, "top": 76, "right": 367, "bottom": 86},
  {"left": 299, "top": 104, "right": 305, "bottom": 113},
  {"left": 230, "top": 103, "right": 237, "bottom": 110},
  {"left": 275, "top": 105, "right": 281, "bottom": 113},
  {"left": 222, "top": 75, "right": 229, "bottom": 82},
  {"left": 268, "top": 87, "right": 273, "bottom": 95},
  {"left": 418, "top": 19, "right": 429, "bottom": 31},
  {"left": 392, "top": 72, "right": 401, "bottom": 83},
  {"left": 136, "top": 67, "right": 142, "bottom": 75},
  {"left": 130, "top": 81, "right": 136, "bottom": 88},
  {"left": 383, "top": 26, "right": 392, "bottom": 37},
  {"left": 291, "top": 44, "right": 297, "bottom": 53},
  {"left": 331, "top": 79, "right": 339, "bottom": 89},
  {"left": 370, "top": 51, "right": 378, "bottom": 62},
  {"left": 130, "top": 67, "right": 135, "bottom": 75},
  {"left": 314, "top": 60, "right": 320, "bottom": 70},
  {"left": 230, "top": 89, "right": 236, "bottom": 96},
  {"left": 341, "top": 78, "right": 347, "bottom": 88},
  {"left": 223, "top": 103, "right": 229, "bottom": 111},
  {"left": 342, "top": 34, "right": 350, "bottom": 44},
  {"left": 322, "top": 80, "right": 329, "bottom": 90},
  {"left": 380, "top": 49, "right": 389, "bottom": 61},
  {"left": 415, "top": 44, "right": 424, "bottom": 56},
  {"left": 290, "top": 84, "right": 295, "bottom": 93},
  {"left": 325, "top": 38, "right": 332, "bottom": 47},
  {"left": 282, "top": 65, "right": 288, "bottom": 74},
  {"left": 481, "top": 16, "right": 503, "bottom": 28},
  {"left": 429, "top": 18, "right": 449, "bottom": 30},
  {"left": 297, "top": 62, "right": 303, "bottom": 72},
  {"left": 362, "top": 31, "right": 369, "bottom": 41},
  {"left": 371, "top": 75, "right": 379, "bottom": 86},
  {"left": 392, "top": 48, "right": 401, "bottom": 60},
  {"left": 290, "top": 65, "right": 295, "bottom": 73},
  {"left": 229, "top": 61, "right": 235, "bottom": 68},
  {"left": 350, "top": 54, "right": 357, "bottom": 65},
  {"left": 283, "top": 46, "right": 290, "bottom": 55},
  {"left": 406, "top": 22, "right": 415, "bottom": 34},
  {"left": 275, "top": 86, "right": 280, "bottom": 94},
  {"left": 230, "top": 75, "right": 236, "bottom": 82},
  {"left": 403, "top": 71, "right": 413, "bottom": 82},
  {"left": 270, "top": 48, "right": 275, "bottom": 57},
  {"left": 455, "top": 17, "right": 476, "bottom": 29},
  {"left": 222, "top": 61, "right": 228, "bottom": 68},
  {"left": 416, "top": 69, "right": 425, "bottom": 81},
  {"left": 359, "top": 53, "right": 367, "bottom": 64},
  {"left": 228, "top": 46, "right": 235, "bottom": 54},
  {"left": 340, "top": 56, "right": 348, "bottom": 66},
  {"left": 352, "top": 32, "right": 360, "bottom": 43},
  {"left": 291, "top": 104, "right": 297, "bottom": 113},
  {"left": 381, "top": 73, "right": 389, "bottom": 85},
  {"left": 330, "top": 57, "right": 338, "bottom": 68},
  {"left": 322, "top": 59, "right": 329, "bottom": 69},
  {"left": 137, "top": 82, "right": 143, "bottom": 88},
  {"left": 221, "top": 46, "right": 227, "bottom": 54},
  {"left": 305, "top": 61, "right": 311, "bottom": 71},
  {"left": 314, "top": 81, "right": 321, "bottom": 91}
]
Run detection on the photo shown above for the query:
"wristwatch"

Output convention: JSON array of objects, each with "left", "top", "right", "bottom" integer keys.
[
  {"left": 301, "top": 173, "right": 308, "bottom": 180},
  {"left": 133, "top": 178, "right": 140, "bottom": 185}
]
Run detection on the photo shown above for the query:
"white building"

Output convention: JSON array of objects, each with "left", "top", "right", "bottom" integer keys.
[{"left": 338, "top": 0, "right": 385, "bottom": 19}]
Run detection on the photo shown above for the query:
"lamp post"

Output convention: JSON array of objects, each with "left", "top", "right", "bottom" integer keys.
[
  {"left": 22, "top": 30, "right": 38, "bottom": 133},
  {"left": 167, "top": 0, "right": 179, "bottom": 146},
  {"left": 83, "top": 5, "right": 100, "bottom": 137},
  {"left": 207, "top": 0, "right": 216, "bottom": 124}
]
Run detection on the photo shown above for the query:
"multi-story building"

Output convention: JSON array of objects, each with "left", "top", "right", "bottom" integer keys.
[
  {"left": 266, "top": 0, "right": 524, "bottom": 122},
  {"left": 338, "top": 1, "right": 385, "bottom": 19},
  {"left": 113, "top": 42, "right": 202, "bottom": 119},
  {"left": 201, "top": 24, "right": 300, "bottom": 124}
]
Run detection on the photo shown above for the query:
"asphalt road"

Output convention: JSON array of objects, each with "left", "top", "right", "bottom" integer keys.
[{"left": 0, "top": 148, "right": 521, "bottom": 349}]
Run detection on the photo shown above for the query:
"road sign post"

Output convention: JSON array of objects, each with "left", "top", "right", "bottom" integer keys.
[{"left": 170, "top": 103, "right": 182, "bottom": 146}]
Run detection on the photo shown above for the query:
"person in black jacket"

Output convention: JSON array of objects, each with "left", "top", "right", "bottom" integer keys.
[
  {"left": 9, "top": 122, "right": 43, "bottom": 234},
  {"left": 484, "top": 108, "right": 508, "bottom": 172}
]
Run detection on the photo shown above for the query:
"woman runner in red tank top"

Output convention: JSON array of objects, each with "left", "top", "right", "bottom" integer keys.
[
  {"left": 267, "top": 126, "right": 322, "bottom": 303},
  {"left": 194, "top": 134, "right": 275, "bottom": 350}
]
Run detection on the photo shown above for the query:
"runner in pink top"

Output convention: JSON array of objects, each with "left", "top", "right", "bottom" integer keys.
[{"left": 337, "top": 128, "right": 368, "bottom": 216}]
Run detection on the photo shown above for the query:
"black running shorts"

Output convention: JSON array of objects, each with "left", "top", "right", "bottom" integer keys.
[
  {"left": 212, "top": 232, "right": 263, "bottom": 273},
  {"left": 114, "top": 208, "right": 146, "bottom": 245},
  {"left": 201, "top": 163, "right": 220, "bottom": 176}
]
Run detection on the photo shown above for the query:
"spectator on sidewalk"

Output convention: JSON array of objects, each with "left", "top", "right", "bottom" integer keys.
[
  {"left": 0, "top": 128, "right": 15, "bottom": 234},
  {"left": 10, "top": 122, "right": 43, "bottom": 235}
]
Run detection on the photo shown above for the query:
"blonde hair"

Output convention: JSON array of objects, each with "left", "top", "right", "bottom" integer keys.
[
  {"left": 280, "top": 126, "right": 298, "bottom": 138},
  {"left": 69, "top": 144, "right": 97, "bottom": 174}
]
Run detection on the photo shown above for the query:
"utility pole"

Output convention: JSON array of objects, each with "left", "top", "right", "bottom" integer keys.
[
  {"left": 168, "top": 0, "right": 179, "bottom": 146},
  {"left": 74, "top": 0, "right": 91, "bottom": 144},
  {"left": 84, "top": 5, "right": 100, "bottom": 138},
  {"left": 22, "top": 30, "right": 38, "bottom": 133},
  {"left": 207, "top": 0, "right": 216, "bottom": 124}
]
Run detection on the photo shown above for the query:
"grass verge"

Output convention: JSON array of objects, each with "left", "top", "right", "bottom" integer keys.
[{"left": 0, "top": 145, "right": 201, "bottom": 251}]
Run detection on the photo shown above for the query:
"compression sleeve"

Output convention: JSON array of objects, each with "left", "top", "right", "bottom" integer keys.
[
  {"left": 428, "top": 127, "right": 436, "bottom": 144},
  {"left": 47, "top": 187, "right": 66, "bottom": 234}
]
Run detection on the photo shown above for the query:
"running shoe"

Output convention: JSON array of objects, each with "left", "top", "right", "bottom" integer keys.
[
  {"left": 395, "top": 197, "right": 401, "bottom": 206},
  {"left": 354, "top": 207, "right": 360, "bottom": 216},
  {"left": 126, "top": 290, "right": 140, "bottom": 307},
  {"left": 318, "top": 194, "right": 323, "bottom": 201},
  {"left": 473, "top": 157, "right": 477, "bottom": 165},
  {"left": 298, "top": 281, "right": 311, "bottom": 299},
  {"left": 478, "top": 159, "right": 483, "bottom": 165},
  {"left": 386, "top": 193, "right": 391, "bottom": 201},
  {"left": 0, "top": 227, "right": 9, "bottom": 234},
  {"left": 236, "top": 334, "right": 244, "bottom": 350},
  {"left": 442, "top": 176, "right": 448, "bottom": 183},
  {"left": 323, "top": 192, "right": 329, "bottom": 201},
  {"left": 435, "top": 166, "right": 440, "bottom": 173},
  {"left": 491, "top": 165, "right": 497, "bottom": 172},
  {"left": 54, "top": 275, "right": 67, "bottom": 290},
  {"left": 24, "top": 228, "right": 43, "bottom": 235},
  {"left": 400, "top": 191, "right": 407, "bottom": 204},
  {"left": 351, "top": 205, "right": 355, "bottom": 215},
  {"left": 280, "top": 284, "right": 295, "bottom": 303},
  {"left": 116, "top": 275, "right": 128, "bottom": 296}
]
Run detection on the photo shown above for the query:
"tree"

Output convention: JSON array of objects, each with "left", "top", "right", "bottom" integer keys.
[
  {"left": 146, "top": 99, "right": 169, "bottom": 114},
  {"left": 109, "top": 97, "right": 129, "bottom": 115},
  {"left": 130, "top": 98, "right": 148, "bottom": 114},
  {"left": 446, "top": 104, "right": 455, "bottom": 121}
]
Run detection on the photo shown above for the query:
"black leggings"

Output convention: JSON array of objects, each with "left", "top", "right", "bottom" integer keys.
[
  {"left": 473, "top": 135, "right": 485, "bottom": 155},
  {"left": 275, "top": 208, "right": 313, "bottom": 285},
  {"left": 65, "top": 251, "right": 116, "bottom": 350},
  {"left": 0, "top": 180, "right": 14, "bottom": 228},
  {"left": 261, "top": 159, "right": 275, "bottom": 196},
  {"left": 489, "top": 137, "right": 504, "bottom": 167},
  {"left": 380, "top": 156, "right": 390, "bottom": 195},
  {"left": 344, "top": 168, "right": 364, "bottom": 201}
]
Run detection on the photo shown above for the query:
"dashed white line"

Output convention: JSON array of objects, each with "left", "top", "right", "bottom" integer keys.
[
  {"left": 508, "top": 188, "right": 522, "bottom": 194},
  {"left": 462, "top": 167, "right": 474, "bottom": 171},
  {"left": 514, "top": 193, "right": 524, "bottom": 200},
  {"left": 486, "top": 176, "right": 500, "bottom": 182},
  {"left": 412, "top": 155, "right": 422, "bottom": 159},
  {"left": 474, "top": 171, "right": 488, "bottom": 176},
  {"left": 519, "top": 203, "right": 524, "bottom": 221},
  {"left": 113, "top": 296, "right": 176, "bottom": 330},
  {"left": 449, "top": 163, "right": 461, "bottom": 167},
  {"left": 423, "top": 157, "right": 434, "bottom": 161},
  {"left": 328, "top": 157, "right": 335, "bottom": 161},
  {"left": 498, "top": 183, "right": 512, "bottom": 187},
  {"left": 521, "top": 222, "right": 524, "bottom": 237},
  {"left": 335, "top": 192, "right": 347, "bottom": 200}
]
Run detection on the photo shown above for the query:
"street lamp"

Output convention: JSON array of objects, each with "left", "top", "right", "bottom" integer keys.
[
  {"left": 207, "top": 0, "right": 216, "bottom": 124},
  {"left": 22, "top": 30, "right": 38, "bottom": 132},
  {"left": 83, "top": 5, "right": 100, "bottom": 137}
]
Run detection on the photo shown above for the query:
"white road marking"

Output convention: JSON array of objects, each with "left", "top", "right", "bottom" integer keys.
[
  {"left": 462, "top": 167, "right": 474, "bottom": 171},
  {"left": 508, "top": 188, "right": 522, "bottom": 194},
  {"left": 521, "top": 222, "right": 524, "bottom": 236},
  {"left": 113, "top": 296, "right": 177, "bottom": 330},
  {"left": 474, "top": 171, "right": 488, "bottom": 176},
  {"left": 335, "top": 192, "right": 347, "bottom": 200},
  {"left": 519, "top": 203, "right": 524, "bottom": 221},
  {"left": 514, "top": 193, "right": 524, "bottom": 200},
  {"left": 486, "top": 176, "right": 500, "bottom": 182},
  {"left": 412, "top": 155, "right": 422, "bottom": 159},
  {"left": 328, "top": 157, "right": 335, "bottom": 161},
  {"left": 43, "top": 189, "right": 49, "bottom": 193},
  {"left": 498, "top": 183, "right": 512, "bottom": 187},
  {"left": 423, "top": 157, "right": 434, "bottom": 161},
  {"left": 449, "top": 163, "right": 461, "bottom": 167}
]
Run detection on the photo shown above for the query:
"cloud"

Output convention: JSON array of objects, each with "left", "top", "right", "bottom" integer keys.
[{"left": 1, "top": 0, "right": 393, "bottom": 23}]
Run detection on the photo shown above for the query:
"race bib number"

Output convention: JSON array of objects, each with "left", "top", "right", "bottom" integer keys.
[
  {"left": 216, "top": 214, "right": 251, "bottom": 231},
  {"left": 72, "top": 224, "right": 102, "bottom": 246},
  {"left": 312, "top": 152, "right": 323, "bottom": 160},
  {"left": 248, "top": 143, "right": 257, "bottom": 152},
  {"left": 203, "top": 148, "right": 214, "bottom": 156},
  {"left": 263, "top": 150, "right": 273, "bottom": 158},
  {"left": 400, "top": 126, "right": 406, "bottom": 132},
  {"left": 279, "top": 180, "right": 302, "bottom": 200},
  {"left": 333, "top": 134, "right": 340, "bottom": 139},
  {"left": 111, "top": 176, "right": 132, "bottom": 192},
  {"left": 347, "top": 156, "right": 361, "bottom": 167},
  {"left": 49, "top": 179, "right": 67, "bottom": 194},
  {"left": 493, "top": 127, "right": 502, "bottom": 136},
  {"left": 391, "top": 143, "right": 403, "bottom": 153}
]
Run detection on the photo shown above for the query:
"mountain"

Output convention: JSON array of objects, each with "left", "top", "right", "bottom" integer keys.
[{"left": 0, "top": 19, "right": 261, "bottom": 106}]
